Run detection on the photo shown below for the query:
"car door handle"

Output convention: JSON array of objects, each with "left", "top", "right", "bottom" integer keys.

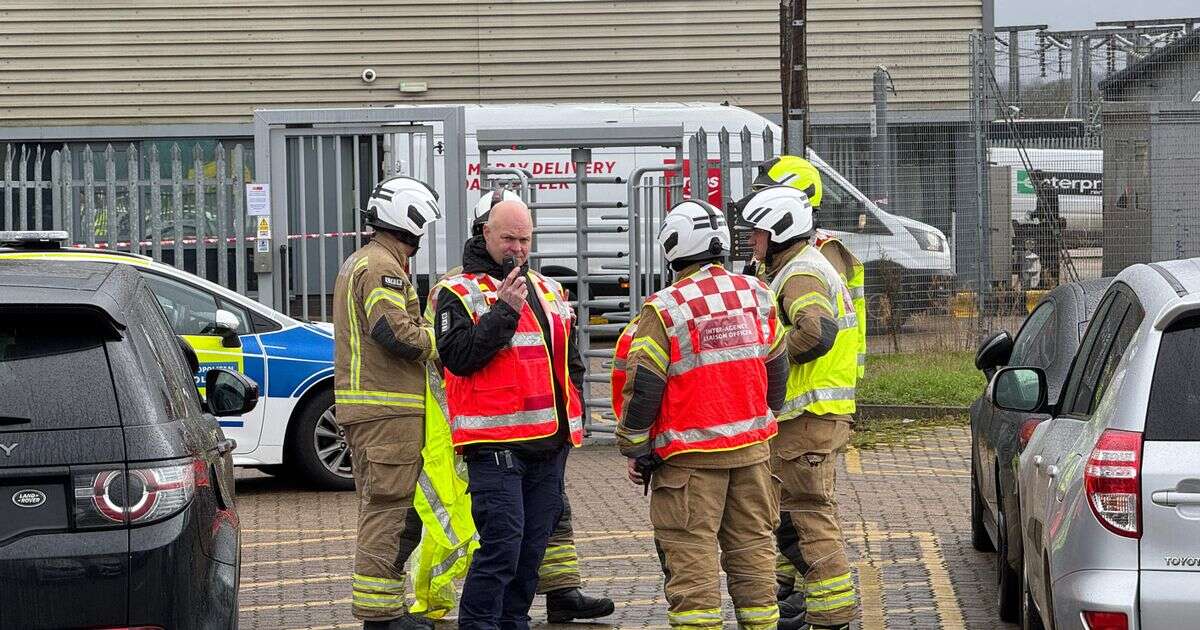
[
  {"left": 212, "top": 438, "right": 237, "bottom": 456},
  {"left": 1033, "top": 455, "right": 1044, "bottom": 468},
  {"left": 1151, "top": 491, "right": 1200, "bottom": 507},
  {"left": 1046, "top": 465, "right": 1059, "bottom": 478}
]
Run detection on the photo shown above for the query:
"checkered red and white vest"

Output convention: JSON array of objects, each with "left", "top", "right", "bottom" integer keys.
[{"left": 642, "top": 264, "right": 780, "bottom": 460}]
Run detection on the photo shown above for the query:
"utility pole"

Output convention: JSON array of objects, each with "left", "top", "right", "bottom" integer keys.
[{"left": 781, "top": 0, "right": 808, "bottom": 155}]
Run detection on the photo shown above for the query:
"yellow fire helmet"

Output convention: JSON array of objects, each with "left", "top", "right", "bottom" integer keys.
[{"left": 752, "top": 155, "right": 822, "bottom": 208}]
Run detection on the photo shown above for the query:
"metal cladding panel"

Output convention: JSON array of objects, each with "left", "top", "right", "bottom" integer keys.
[
  {"left": 0, "top": 0, "right": 985, "bottom": 127},
  {"left": 808, "top": 0, "right": 983, "bottom": 111},
  {"left": 0, "top": 0, "right": 786, "bottom": 126}
]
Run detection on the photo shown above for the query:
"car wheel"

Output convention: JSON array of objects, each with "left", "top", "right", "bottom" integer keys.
[
  {"left": 996, "top": 505, "right": 1021, "bottom": 622},
  {"left": 971, "top": 455, "right": 995, "bottom": 552},
  {"left": 287, "top": 388, "right": 355, "bottom": 490},
  {"left": 1021, "top": 564, "right": 1046, "bottom": 630}
]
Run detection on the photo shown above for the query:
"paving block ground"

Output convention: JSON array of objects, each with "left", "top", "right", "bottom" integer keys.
[{"left": 236, "top": 425, "right": 1015, "bottom": 629}]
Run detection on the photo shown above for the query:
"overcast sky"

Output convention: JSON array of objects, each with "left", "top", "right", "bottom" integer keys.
[{"left": 995, "top": 0, "right": 1200, "bottom": 30}]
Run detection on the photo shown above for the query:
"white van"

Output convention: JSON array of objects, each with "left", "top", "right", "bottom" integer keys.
[
  {"left": 989, "top": 147, "right": 1103, "bottom": 243},
  {"left": 398, "top": 102, "right": 954, "bottom": 322}
]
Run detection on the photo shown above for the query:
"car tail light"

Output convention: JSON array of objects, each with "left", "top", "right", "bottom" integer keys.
[
  {"left": 1082, "top": 610, "right": 1128, "bottom": 630},
  {"left": 1018, "top": 417, "right": 1046, "bottom": 451},
  {"left": 73, "top": 461, "right": 195, "bottom": 528},
  {"left": 1084, "top": 429, "right": 1142, "bottom": 538}
]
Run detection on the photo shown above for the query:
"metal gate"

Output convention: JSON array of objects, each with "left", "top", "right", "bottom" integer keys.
[
  {"left": 475, "top": 126, "right": 685, "bottom": 432},
  {"left": 0, "top": 141, "right": 257, "bottom": 293},
  {"left": 252, "top": 106, "right": 468, "bottom": 316}
]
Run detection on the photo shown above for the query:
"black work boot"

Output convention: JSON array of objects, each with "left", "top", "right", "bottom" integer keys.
[
  {"left": 545, "top": 587, "right": 616, "bottom": 623},
  {"left": 778, "top": 620, "right": 849, "bottom": 630},
  {"left": 363, "top": 613, "right": 435, "bottom": 630},
  {"left": 778, "top": 589, "right": 807, "bottom": 620}
]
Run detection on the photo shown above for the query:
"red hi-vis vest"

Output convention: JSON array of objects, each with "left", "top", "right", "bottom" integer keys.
[
  {"left": 642, "top": 265, "right": 780, "bottom": 460},
  {"left": 609, "top": 317, "right": 639, "bottom": 418},
  {"left": 439, "top": 271, "right": 584, "bottom": 449}
]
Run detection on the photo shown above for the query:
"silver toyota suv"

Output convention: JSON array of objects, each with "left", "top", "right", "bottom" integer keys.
[{"left": 991, "top": 258, "right": 1200, "bottom": 630}]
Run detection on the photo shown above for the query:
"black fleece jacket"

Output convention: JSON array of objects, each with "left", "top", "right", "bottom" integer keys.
[{"left": 435, "top": 236, "right": 585, "bottom": 458}]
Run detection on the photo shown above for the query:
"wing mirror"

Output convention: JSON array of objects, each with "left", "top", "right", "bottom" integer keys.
[
  {"left": 201, "top": 309, "right": 242, "bottom": 348},
  {"left": 988, "top": 366, "right": 1048, "bottom": 414},
  {"left": 204, "top": 368, "right": 260, "bottom": 417},
  {"left": 975, "top": 331, "right": 1013, "bottom": 378}
]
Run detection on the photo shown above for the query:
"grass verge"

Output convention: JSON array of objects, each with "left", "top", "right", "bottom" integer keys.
[
  {"left": 851, "top": 414, "right": 968, "bottom": 450},
  {"left": 859, "top": 351, "right": 984, "bottom": 408}
]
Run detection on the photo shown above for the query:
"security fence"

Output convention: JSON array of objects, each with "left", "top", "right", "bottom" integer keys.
[
  {"left": 4, "top": 21, "right": 1199, "bottom": 359},
  {"left": 0, "top": 142, "right": 258, "bottom": 294}
]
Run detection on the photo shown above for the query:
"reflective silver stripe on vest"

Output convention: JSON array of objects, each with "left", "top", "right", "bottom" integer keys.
[
  {"left": 416, "top": 471, "right": 459, "bottom": 546},
  {"left": 668, "top": 344, "right": 768, "bottom": 377},
  {"left": 425, "top": 363, "right": 450, "bottom": 418},
  {"left": 849, "top": 285, "right": 865, "bottom": 300},
  {"left": 511, "top": 332, "right": 544, "bottom": 348},
  {"left": 452, "top": 408, "right": 556, "bottom": 431},
  {"left": 838, "top": 313, "right": 858, "bottom": 330},
  {"left": 568, "top": 414, "right": 583, "bottom": 436},
  {"left": 430, "top": 539, "right": 474, "bottom": 579},
  {"left": 652, "top": 414, "right": 774, "bottom": 450},
  {"left": 777, "top": 387, "right": 857, "bottom": 417}
]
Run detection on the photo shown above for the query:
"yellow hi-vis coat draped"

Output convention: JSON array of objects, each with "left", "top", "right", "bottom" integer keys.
[{"left": 409, "top": 362, "right": 479, "bottom": 619}]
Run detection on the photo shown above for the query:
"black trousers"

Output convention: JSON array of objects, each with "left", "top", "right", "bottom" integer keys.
[{"left": 458, "top": 445, "right": 567, "bottom": 630}]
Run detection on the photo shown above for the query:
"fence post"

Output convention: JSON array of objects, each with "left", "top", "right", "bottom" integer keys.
[
  {"left": 171, "top": 144, "right": 184, "bottom": 270},
  {"left": 872, "top": 67, "right": 892, "bottom": 206},
  {"left": 83, "top": 146, "right": 95, "bottom": 247},
  {"left": 149, "top": 144, "right": 163, "bottom": 261},
  {"left": 127, "top": 144, "right": 140, "bottom": 253}
]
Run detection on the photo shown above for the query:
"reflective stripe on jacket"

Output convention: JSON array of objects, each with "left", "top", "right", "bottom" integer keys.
[
  {"left": 439, "top": 270, "right": 584, "bottom": 448},
  {"left": 771, "top": 243, "right": 858, "bottom": 419},
  {"left": 815, "top": 230, "right": 867, "bottom": 380},
  {"left": 643, "top": 264, "right": 779, "bottom": 460}
]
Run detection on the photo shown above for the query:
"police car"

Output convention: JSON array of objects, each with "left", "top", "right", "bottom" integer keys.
[{"left": 0, "top": 231, "right": 350, "bottom": 489}]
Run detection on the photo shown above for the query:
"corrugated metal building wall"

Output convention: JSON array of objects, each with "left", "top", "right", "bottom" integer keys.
[
  {"left": 810, "top": 0, "right": 982, "bottom": 114},
  {"left": 1, "top": 0, "right": 983, "bottom": 129}
]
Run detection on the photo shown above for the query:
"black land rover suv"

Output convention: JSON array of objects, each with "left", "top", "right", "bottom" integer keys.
[{"left": 0, "top": 238, "right": 257, "bottom": 629}]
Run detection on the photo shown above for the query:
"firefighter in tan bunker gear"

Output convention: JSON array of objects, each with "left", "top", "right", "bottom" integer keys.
[
  {"left": 333, "top": 176, "right": 441, "bottom": 630},
  {"left": 739, "top": 184, "right": 859, "bottom": 630},
  {"left": 617, "top": 200, "right": 791, "bottom": 630}
]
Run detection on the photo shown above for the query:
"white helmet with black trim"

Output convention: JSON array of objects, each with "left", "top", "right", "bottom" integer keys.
[
  {"left": 657, "top": 199, "right": 730, "bottom": 264},
  {"left": 472, "top": 188, "right": 522, "bottom": 234},
  {"left": 737, "top": 185, "right": 814, "bottom": 243},
  {"left": 364, "top": 175, "right": 441, "bottom": 238}
]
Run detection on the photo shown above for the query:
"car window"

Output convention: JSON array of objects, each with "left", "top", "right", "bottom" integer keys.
[
  {"left": 1065, "top": 292, "right": 1131, "bottom": 417},
  {"left": 129, "top": 292, "right": 203, "bottom": 421},
  {"left": 1059, "top": 291, "right": 1116, "bottom": 415},
  {"left": 218, "top": 299, "right": 252, "bottom": 335},
  {"left": 0, "top": 310, "right": 120, "bottom": 429},
  {"left": 1090, "top": 299, "right": 1143, "bottom": 412},
  {"left": 142, "top": 272, "right": 224, "bottom": 335},
  {"left": 818, "top": 176, "right": 862, "bottom": 232},
  {"left": 1010, "top": 302, "right": 1055, "bottom": 368},
  {"left": 1148, "top": 314, "right": 1200, "bottom": 440}
]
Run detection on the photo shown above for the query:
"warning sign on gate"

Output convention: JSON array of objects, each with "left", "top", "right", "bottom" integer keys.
[
  {"left": 246, "top": 183, "right": 271, "bottom": 216},
  {"left": 256, "top": 218, "right": 271, "bottom": 239}
]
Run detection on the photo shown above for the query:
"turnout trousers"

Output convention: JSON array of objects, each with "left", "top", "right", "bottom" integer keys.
[
  {"left": 651, "top": 460, "right": 780, "bottom": 630},
  {"left": 344, "top": 417, "right": 425, "bottom": 621},
  {"left": 536, "top": 490, "right": 581, "bottom": 593},
  {"left": 459, "top": 445, "right": 568, "bottom": 630},
  {"left": 772, "top": 414, "right": 859, "bottom": 626}
]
